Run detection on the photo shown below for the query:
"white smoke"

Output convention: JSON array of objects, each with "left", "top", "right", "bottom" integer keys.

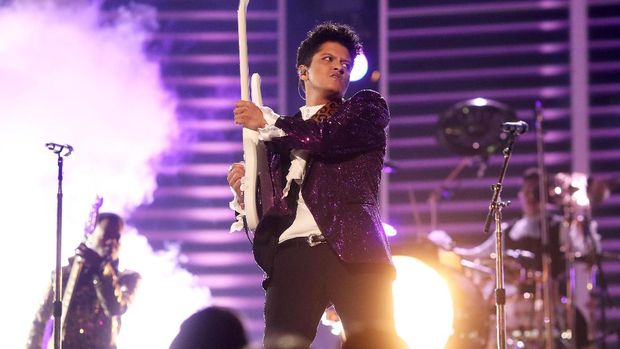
[{"left": 0, "top": 2, "right": 210, "bottom": 348}]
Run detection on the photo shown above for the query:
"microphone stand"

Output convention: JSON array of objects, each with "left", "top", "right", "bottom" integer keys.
[
  {"left": 483, "top": 130, "right": 522, "bottom": 349},
  {"left": 535, "top": 102, "right": 556, "bottom": 349},
  {"left": 46, "top": 143, "right": 73, "bottom": 349}
]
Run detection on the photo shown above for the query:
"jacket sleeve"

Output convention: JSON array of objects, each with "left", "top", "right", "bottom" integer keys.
[
  {"left": 26, "top": 276, "right": 54, "bottom": 349},
  {"left": 272, "top": 90, "right": 389, "bottom": 159}
]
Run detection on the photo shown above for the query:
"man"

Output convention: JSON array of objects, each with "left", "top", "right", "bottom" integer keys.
[
  {"left": 27, "top": 213, "right": 140, "bottom": 349},
  {"left": 435, "top": 168, "right": 600, "bottom": 276},
  {"left": 228, "top": 22, "right": 396, "bottom": 346}
]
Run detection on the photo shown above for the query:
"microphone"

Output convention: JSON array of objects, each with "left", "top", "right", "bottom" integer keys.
[
  {"left": 501, "top": 121, "right": 529, "bottom": 135},
  {"left": 46, "top": 142, "right": 74, "bottom": 157}
]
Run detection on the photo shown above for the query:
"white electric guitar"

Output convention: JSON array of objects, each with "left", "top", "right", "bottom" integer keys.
[{"left": 237, "top": 0, "right": 272, "bottom": 230}]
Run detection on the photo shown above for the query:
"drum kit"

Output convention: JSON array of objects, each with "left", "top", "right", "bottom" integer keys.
[{"left": 420, "top": 98, "right": 620, "bottom": 349}]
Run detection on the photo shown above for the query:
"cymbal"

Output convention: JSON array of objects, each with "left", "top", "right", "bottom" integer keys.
[
  {"left": 550, "top": 172, "right": 617, "bottom": 207},
  {"left": 437, "top": 97, "right": 517, "bottom": 157}
]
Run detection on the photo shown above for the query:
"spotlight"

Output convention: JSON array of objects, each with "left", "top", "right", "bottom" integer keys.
[
  {"left": 392, "top": 256, "right": 453, "bottom": 349},
  {"left": 350, "top": 53, "right": 368, "bottom": 82}
]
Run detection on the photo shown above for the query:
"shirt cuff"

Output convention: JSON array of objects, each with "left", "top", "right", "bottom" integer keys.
[
  {"left": 258, "top": 106, "right": 286, "bottom": 141},
  {"left": 228, "top": 185, "right": 246, "bottom": 233}
]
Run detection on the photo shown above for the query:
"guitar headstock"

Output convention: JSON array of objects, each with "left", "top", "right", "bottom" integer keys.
[
  {"left": 239, "top": 0, "right": 250, "bottom": 12},
  {"left": 83, "top": 196, "right": 104, "bottom": 237}
]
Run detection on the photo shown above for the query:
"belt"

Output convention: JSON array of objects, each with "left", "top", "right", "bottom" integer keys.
[{"left": 278, "top": 234, "right": 327, "bottom": 250}]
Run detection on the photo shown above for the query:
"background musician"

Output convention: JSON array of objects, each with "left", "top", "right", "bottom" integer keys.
[
  {"left": 429, "top": 167, "right": 601, "bottom": 347},
  {"left": 26, "top": 213, "right": 140, "bottom": 349}
]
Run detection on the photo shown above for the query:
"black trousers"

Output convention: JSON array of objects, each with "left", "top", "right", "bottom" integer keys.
[{"left": 263, "top": 240, "right": 395, "bottom": 346}]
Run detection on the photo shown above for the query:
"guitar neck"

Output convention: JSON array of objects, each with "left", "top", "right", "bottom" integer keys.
[{"left": 59, "top": 257, "right": 85, "bottom": 338}]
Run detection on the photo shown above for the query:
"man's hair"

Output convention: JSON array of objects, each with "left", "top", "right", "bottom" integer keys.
[
  {"left": 96, "top": 212, "right": 124, "bottom": 241},
  {"left": 522, "top": 167, "right": 540, "bottom": 182},
  {"left": 296, "top": 22, "right": 362, "bottom": 68},
  {"left": 522, "top": 167, "right": 548, "bottom": 202}
]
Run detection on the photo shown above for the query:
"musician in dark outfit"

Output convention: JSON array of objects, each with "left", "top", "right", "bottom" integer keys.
[
  {"left": 228, "top": 22, "right": 397, "bottom": 346},
  {"left": 26, "top": 213, "right": 140, "bottom": 349}
]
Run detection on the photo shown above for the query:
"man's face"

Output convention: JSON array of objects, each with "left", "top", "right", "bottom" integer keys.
[
  {"left": 519, "top": 178, "right": 540, "bottom": 215},
  {"left": 301, "top": 41, "right": 352, "bottom": 100},
  {"left": 89, "top": 218, "right": 122, "bottom": 260}
]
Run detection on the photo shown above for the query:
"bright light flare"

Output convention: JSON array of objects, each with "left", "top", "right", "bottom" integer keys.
[
  {"left": 570, "top": 173, "right": 590, "bottom": 207},
  {"left": 350, "top": 53, "right": 368, "bottom": 82},
  {"left": 471, "top": 97, "right": 489, "bottom": 106},
  {"left": 392, "top": 256, "right": 454, "bottom": 349},
  {"left": 382, "top": 222, "right": 398, "bottom": 237}
]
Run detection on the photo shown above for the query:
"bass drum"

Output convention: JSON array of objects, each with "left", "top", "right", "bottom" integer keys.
[
  {"left": 443, "top": 266, "right": 491, "bottom": 349},
  {"left": 392, "top": 256, "right": 490, "bottom": 349}
]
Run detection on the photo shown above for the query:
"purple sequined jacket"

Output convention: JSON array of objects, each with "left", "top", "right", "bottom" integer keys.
[{"left": 263, "top": 89, "right": 392, "bottom": 266}]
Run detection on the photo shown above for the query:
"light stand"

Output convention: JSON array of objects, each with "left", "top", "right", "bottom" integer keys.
[{"left": 46, "top": 142, "right": 74, "bottom": 349}]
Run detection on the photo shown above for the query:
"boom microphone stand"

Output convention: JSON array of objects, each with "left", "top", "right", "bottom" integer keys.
[
  {"left": 46, "top": 142, "right": 74, "bottom": 349},
  {"left": 482, "top": 121, "right": 528, "bottom": 349}
]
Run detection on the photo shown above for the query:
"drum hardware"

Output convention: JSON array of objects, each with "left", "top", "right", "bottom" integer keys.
[
  {"left": 549, "top": 171, "right": 604, "bottom": 349},
  {"left": 533, "top": 101, "right": 557, "bottom": 349},
  {"left": 430, "top": 98, "right": 518, "bottom": 232},
  {"left": 436, "top": 98, "right": 517, "bottom": 159}
]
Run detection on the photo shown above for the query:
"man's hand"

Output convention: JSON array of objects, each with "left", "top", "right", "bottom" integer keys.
[
  {"left": 227, "top": 162, "right": 246, "bottom": 208},
  {"left": 76, "top": 243, "right": 105, "bottom": 267},
  {"left": 233, "top": 100, "right": 267, "bottom": 131}
]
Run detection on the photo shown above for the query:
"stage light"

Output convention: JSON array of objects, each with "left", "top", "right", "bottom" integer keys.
[
  {"left": 350, "top": 53, "right": 368, "bottom": 82},
  {"left": 392, "top": 256, "right": 454, "bottom": 349}
]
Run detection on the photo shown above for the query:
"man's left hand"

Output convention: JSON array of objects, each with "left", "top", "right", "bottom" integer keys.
[{"left": 233, "top": 100, "right": 267, "bottom": 131}]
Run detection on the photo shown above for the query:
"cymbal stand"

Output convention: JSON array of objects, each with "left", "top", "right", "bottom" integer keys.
[
  {"left": 535, "top": 102, "right": 555, "bottom": 349},
  {"left": 562, "top": 206, "right": 578, "bottom": 349},
  {"left": 561, "top": 198, "right": 595, "bottom": 349},
  {"left": 483, "top": 133, "right": 520, "bottom": 349},
  {"left": 428, "top": 156, "right": 472, "bottom": 231}
]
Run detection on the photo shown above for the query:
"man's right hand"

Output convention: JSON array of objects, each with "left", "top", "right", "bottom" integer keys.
[
  {"left": 76, "top": 243, "right": 105, "bottom": 267},
  {"left": 227, "top": 162, "right": 246, "bottom": 208}
]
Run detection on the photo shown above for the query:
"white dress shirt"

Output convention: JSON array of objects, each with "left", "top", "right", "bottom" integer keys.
[{"left": 230, "top": 104, "right": 324, "bottom": 242}]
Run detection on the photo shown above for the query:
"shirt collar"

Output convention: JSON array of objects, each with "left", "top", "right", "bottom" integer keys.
[{"left": 299, "top": 104, "right": 325, "bottom": 121}]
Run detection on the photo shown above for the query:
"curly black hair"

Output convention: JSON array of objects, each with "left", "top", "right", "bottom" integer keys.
[{"left": 296, "top": 22, "right": 362, "bottom": 68}]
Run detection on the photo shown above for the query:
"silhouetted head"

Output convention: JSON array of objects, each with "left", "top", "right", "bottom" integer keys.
[{"left": 169, "top": 306, "right": 248, "bottom": 349}]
